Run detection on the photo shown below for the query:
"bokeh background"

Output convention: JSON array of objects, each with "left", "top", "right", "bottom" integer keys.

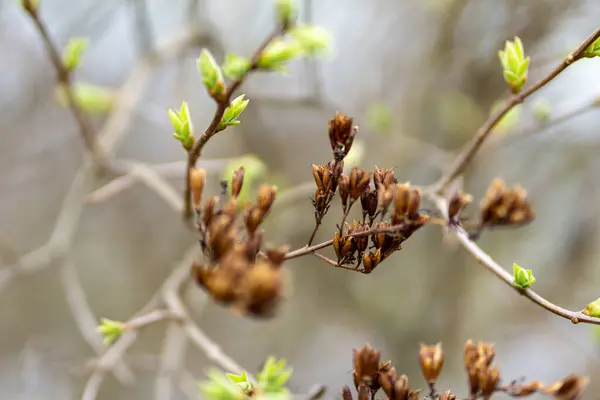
[{"left": 2, "top": 0, "right": 600, "bottom": 399}]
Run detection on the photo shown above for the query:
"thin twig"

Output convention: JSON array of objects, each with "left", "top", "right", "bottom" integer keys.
[
  {"left": 22, "top": 1, "right": 104, "bottom": 163},
  {"left": 60, "top": 259, "right": 135, "bottom": 384},
  {"left": 184, "top": 25, "right": 287, "bottom": 218},
  {"left": 154, "top": 322, "right": 188, "bottom": 400},
  {"left": 430, "top": 195, "right": 600, "bottom": 325},
  {"left": 434, "top": 28, "right": 600, "bottom": 193}
]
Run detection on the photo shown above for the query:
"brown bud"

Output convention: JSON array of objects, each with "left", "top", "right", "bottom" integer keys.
[
  {"left": 378, "top": 366, "right": 397, "bottom": 397},
  {"left": 329, "top": 160, "right": 344, "bottom": 193},
  {"left": 257, "top": 184, "right": 277, "bottom": 213},
  {"left": 265, "top": 245, "right": 289, "bottom": 266},
  {"left": 439, "top": 391, "right": 456, "bottom": 400},
  {"left": 312, "top": 164, "right": 325, "bottom": 191},
  {"left": 360, "top": 188, "right": 378, "bottom": 219},
  {"left": 377, "top": 184, "right": 394, "bottom": 214},
  {"left": 222, "top": 197, "right": 238, "bottom": 219},
  {"left": 244, "top": 205, "right": 264, "bottom": 234},
  {"left": 244, "top": 231, "right": 263, "bottom": 262},
  {"left": 341, "top": 386, "right": 354, "bottom": 400},
  {"left": 509, "top": 381, "right": 543, "bottom": 397},
  {"left": 406, "top": 187, "right": 422, "bottom": 218},
  {"left": 362, "top": 250, "right": 381, "bottom": 274},
  {"left": 339, "top": 174, "right": 350, "bottom": 210},
  {"left": 478, "top": 365, "right": 500, "bottom": 398},
  {"left": 373, "top": 222, "right": 389, "bottom": 249},
  {"left": 231, "top": 167, "right": 245, "bottom": 198},
  {"left": 448, "top": 191, "right": 473, "bottom": 222},
  {"left": 352, "top": 344, "right": 381, "bottom": 390},
  {"left": 373, "top": 167, "right": 397, "bottom": 188},
  {"left": 392, "top": 183, "right": 410, "bottom": 223},
  {"left": 544, "top": 375, "right": 589, "bottom": 400},
  {"left": 202, "top": 196, "right": 219, "bottom": 228},
  {"left": 207, "top": 214, "right": 236, "bottom": 260},
  {"left": 328, "top": 111, "right": 357, "bottom": 160},
  {"left": 419, "top": 343, "right": 444, "bottom": 384},
  {"left": 349, "top": 168, "right": 371, "bottom": 201},
  {"left": 189, "top": 167, "right": 206, "bottom": 208},
  {"left": 236, "top": 260, "right": 283, "bottom": 318},
  {"left": 356, "top": 385, "right": 370, "bottom": 400}
]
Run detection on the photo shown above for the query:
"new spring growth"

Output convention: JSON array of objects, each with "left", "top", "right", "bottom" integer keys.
[
  {"left": 217, "top": 94, "right": 250, "bottom": 132},
  {"left": 197, "top": 49, "right": 226, "bottom": 100},
  {"left": 62, "top": 37, "right": 89, "bottom": 71},
  {"left": 258, "top": 38, "right": 303, "bottom": 71},
  {"left": 498, "top": 36, "right": 530, "bottom": 93},
  {"left": 583, "top": 37, "right": 600, "bottom": 58},
  {"left": 257, "top": 357, "right": 293, "bottom": 394},
  {"left": 513, "top": 263, "right": 536, "bottom": 289},
  {"left": 288, "top": 25, "right": 332, "bottom": 58},
  {"left": 275, "top": 0, "right": 298, "bottom": 28},
  {"left": 222, "top": 53, "right": 252, "bottom": 80},
  {"left": 54, "top": 82, "right": 116, "bottom": 115},
  {"left": 582, "top": 297, "right": 600, "bottom": 317},
  {"left": 169, "top": 101, "right": 195, "bottom": 150},
  {"left": 97, "top": 318, "right": 125, "bottom": 345}
]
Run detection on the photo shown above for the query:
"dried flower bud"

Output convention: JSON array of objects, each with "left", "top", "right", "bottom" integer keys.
[
  {"left": 348, "top": 222, "right": 368, "bottom": 253},
  {"left": 222, "top": 197, "right": 238, "bottom": 219},
  {"left": 352, "top": 344, "right": 381, "bottom": 391},
  {"left": 479, "top": 178, "right": 534, "bottom": 228},
  {"left": 244, "top": 205, "right": 264, "bottom": 234},
  {"left": 391, "top": 375, "right": 419, "bottom": 400},
  {"left": 257, "top": 184, "right": 277, "bottom": 213},
  {"left": 448, "top": 191, "right": 473, "bottom": 222},
  {"left": 360, "top": 188, "right": 378, "bottom": 220},
  {"left": 339, "top": 174, "right": 350, "bottom": 210},
  {"left": 236, "top": 260, "right": 283, "bottom": 318},
  {"left": 509, "top": 381, "right": 543, "bottom": 397},
  {"left": 357, "top": 385, "right": 370, "bottom": 400},
  {"left": 189, "top": 167, "right": 206, "bottom": 208},
  {"left": 231, "top": 167, "right": 245, "bottom": 198},
  {"left": 328, "top": 111, "right": 357, "bottom": 161},
  {"left": 265, "top": 246, "right": 289, "bottom": 266},
  {"left": 478, "top": 365, "right": 500, "bottom": 398},
  {"left": 341, "top": 386, "right": 354, "bottom": 400},
  {"left": 392, "top": 183, "right": 410, "bottom": 224},
  {"left": 406, "top": 187, "right": 422, "bottom": 218},
  {"left": 362, "top": 250, "right": 381, "bottom": 274},
  {"left": 207, "top": 214, "right": 237, "bottom": 261},
  {"left": 373, "top": 167, "right": 397, "bottom": 188},
  {"left": 349, "top": 168, "right": 371, "bottom": 201},
  {"left": 244, "top": 231, "right": 263, "bottom": 262},
  {"left": 439, "top": 391, "right": 456, "bottom": 400},
  {"left": 373, "top": 222, "right": 389, "bottom": 249},
  {"left": 377, "top": 184, "right": 394, "bottom": 214},
  {"left": 312, "top": 164, "right": 325, "bottom": 191},
  {"left": 544, "top": 375, "right": 589, "bottom": 400},
  {"left": 419, "top": 343, "right": 444, "bottom": 383},
  {"left": 333, "top": 230, "right": 356, "bottom": 262},
  {"left": 203, "top": 196, "right": 219, "bottom": 228}
]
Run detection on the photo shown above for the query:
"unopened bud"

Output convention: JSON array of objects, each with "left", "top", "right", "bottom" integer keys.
[{"left": 189, "top": 167, "right": 206, "bottom": 208}]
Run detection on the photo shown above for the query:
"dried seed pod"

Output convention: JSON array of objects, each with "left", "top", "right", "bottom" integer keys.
[
  {"left": 257, "top": 184, "right": 277, "bottom": 213},
  {"left": 352, "top": 344, "right": 382, "bottom": 391},
  {"left": 406, "top": 187, "right": 422, "bottom": 218},
  {"left": 349, "top": 168, "right": 371, "bottom": 201},
  {"left": 360, "top": 188, "right": 378, "bottom": 220},
  {"left": 231, "top": 167, "right": 245, "bottom": 198},
  {"left": 329, "top": 111, "right": 357, "bottom": 160},
  {"left": 312, "top": 164, "right": 325, "bottom": 191},
  {"left": 202, "top": 196, "right": 219, "bottom": 228},
  {"left": 339, "top": 174, "right": 350, "bottom": 210},
  {"left": 244, "top": 205, "right": 264, "bottom": 234},
  {"left": 478, "top": 365, "right": 500, "bottom": 398},
  {"left": 235, "top": 260, "right": 283, "bottom": 318},
  {"left": 265, "top": 245, "right": 289, "bottom": 266},
  {"left": 392, "top": 183, "right": 410, "bottom": 224},
  {"left": 373, "top": 167, "right": 397, "bottom": 188},
  {"left": 377, "top": 184, "right": 394, "bottom": 214},
  {"left": 189, "top": 167, "right": 206, "bottom": 208},
  {"left": 419, "top": 343, "right": 444, "bottom": 384},
  {"left": 544, "top": 375, "right": 589, "bottom": 400},
  {"left": 448, "top": 191, "right": 473, "bottom": 222},
  {"left": 341, "top": 386, "right": 354, "bottom": 400},
  {"left": 362, "top": 250, "right": 381, "bottom": 274}
]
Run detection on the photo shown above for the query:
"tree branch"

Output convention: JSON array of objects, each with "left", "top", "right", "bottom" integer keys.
[
  {"left": 22, "top": 2, "right": 104, "bottom": 164},
  {"left": 430, "top": 194, "right": 600, "bottom": 325},
  {"left": 433, "top": 28, "right": 600, "bottom": 193},
  {"left": 184, "top": 25, "right": 286, "bottom": 218}
]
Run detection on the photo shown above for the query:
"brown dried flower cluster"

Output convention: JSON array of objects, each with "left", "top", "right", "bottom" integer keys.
[
  {"left": 342, "top": 341, "right": 587, "bottom": 400},
  {"left": 189, "top": 166, "right": 287, "bottom": 318},
  {"left": 333, "top": 171, "right": 428, "bottom": 273},
  {"left": 479, "top": 178, "right": 535, "bottom": 228}
]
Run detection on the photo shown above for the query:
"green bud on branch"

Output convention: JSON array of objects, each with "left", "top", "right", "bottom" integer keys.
[
  {"left": 197, "top": 49, "right": 226, "bottom": 100},
  {"left": 257, "top": 38, "right": 303, "bottom": 71},
  {"left": 583, "top": 37, "right": 600, "bottom": 58},
  {"left": 62, "top": 37, "right": 89, "bottom": 71},
  {"left": 169, "top": 101, "right": 195, "bottom": 150},
  {"left": 583, "top": 298, "right": 600, "bottom": 317},
  {"left": 257, "top": 357, "right": 293, "bottom": 394},
  {"left": 54, "top": 82, "right": 116, "bottom": 115},
  {"left": 513, "top": 263, "right": 536, "bottom": 290},
  {"left": 217, "top": 94, "right": 249, "bottom": 132},
  {"left": 498, "top": 37, "right": 530, "bottom": 93},
  {"left": 288, "top": 25, "right": 332, "bottom": 58},
  {"left": 222, "top": 53, "right": 252, "bottom": 81},
  {"left": 275, "top": 0, "right": 298, "bottom": 28},
  {"left": 97, "top": 318, "right": 125, "bottom": 345}
]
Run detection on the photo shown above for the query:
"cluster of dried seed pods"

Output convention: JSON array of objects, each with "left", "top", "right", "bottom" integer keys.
[{"left": 189, "top": 166, "right": 287, "bottom": 318}]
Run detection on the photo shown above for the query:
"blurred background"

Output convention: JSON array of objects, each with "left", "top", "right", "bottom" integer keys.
[{"left": 1, "top": 0, "right": 600, "bottom": 399}]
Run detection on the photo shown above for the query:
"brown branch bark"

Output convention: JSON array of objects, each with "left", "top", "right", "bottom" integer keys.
[{"left": 433, "top": 28, "right": 600, "bottom": 193}]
